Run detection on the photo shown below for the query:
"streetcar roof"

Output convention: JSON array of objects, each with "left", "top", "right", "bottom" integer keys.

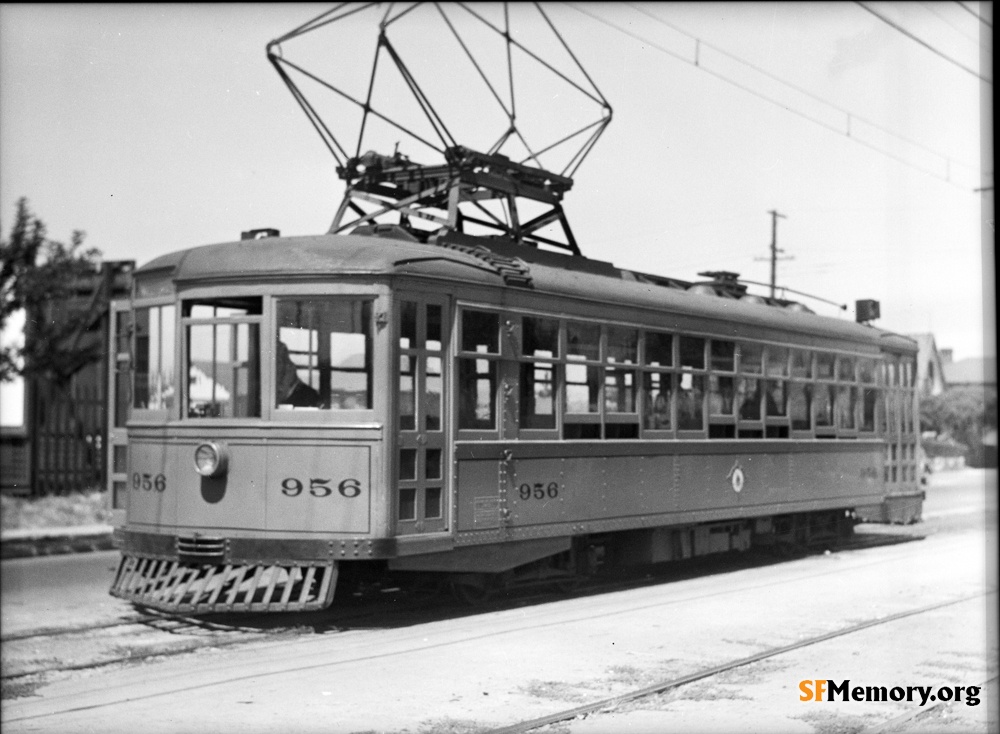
[{"left": 136, "top": 233, "right": 916, "bottom": 353}]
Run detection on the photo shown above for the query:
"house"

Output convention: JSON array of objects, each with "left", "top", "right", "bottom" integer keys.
[
  {"left": 909, "top": 333, "right": 947, "bottom": 397},
  {"left": 941, "top": 352, "right": 998, "bottom": 468}
]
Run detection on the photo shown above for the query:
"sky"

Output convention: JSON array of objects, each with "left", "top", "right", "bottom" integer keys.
[{"left": 0, "top": 2, "right": 993, "bottom": 373}]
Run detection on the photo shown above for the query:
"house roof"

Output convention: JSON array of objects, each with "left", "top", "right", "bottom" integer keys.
[{"left": 943, "top": 357, "right": 998, "bottom": 386}]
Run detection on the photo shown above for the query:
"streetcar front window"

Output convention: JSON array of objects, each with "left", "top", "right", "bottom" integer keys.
[
  {"left": 276, "top": 298, "right": 373, "bottom": 411},
  {"left": 184, "top": 298, "right": 261, "bottom": 419}
]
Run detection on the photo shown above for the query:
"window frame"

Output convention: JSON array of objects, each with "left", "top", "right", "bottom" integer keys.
[
  {"left": 130, "top": 297, "right": 178, "bottom": 424},
  {"left": 272, "top": 296, "right": 376, "bottom": 420},
  {"left": 182, "top": 297, "right": 263, "bottom": 422},
  {"left": 455, "top": 305, "right": 504, "bottom": 439}
]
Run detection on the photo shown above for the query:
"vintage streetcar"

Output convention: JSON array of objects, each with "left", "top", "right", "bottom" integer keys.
[
  {"left": 108, "top": 6, "right": 922, "bottom": 613},
  {"left": 107, "top": 192, "right": 922, "bottom": 613}
]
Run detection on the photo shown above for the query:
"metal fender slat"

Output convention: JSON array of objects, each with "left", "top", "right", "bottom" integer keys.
[
  {"left": 187, "top": 566, "right": 211, "bottom": 608},
  {"left": 224, "top": 566, "right": 249, "bottom": 611},
  {"left": 278, "top": 566, "right": 297, "bottom": 611},
  {"left": 152, "top": 562, "right": 180, "bottom": 603},
  {"left": 315, "top": 564, "right": 338, "bottom": 608},
  {"left": 161, "top": 563, "right": 189, "bottom": 606},
  {"left": 120, "top": 557, "right": 144, "bottom": 596},
  {"left": 111, "top": 556, "right": 137, "bottom": 597},
  {"left": 171, "top": 566, "right": 199, "bottom": 608},
  {"left": 191, "top": 565, "right": 220, "bottom": 614},
  {"left": 297, "top": 566, "right": 317, "bottom": 606},
  {"left": 261, "top": 565, "right": 281, "bottom": 609},
  {"left": 206, "top": 564, "right": 234, "bottom": 608},
  {"left": 129, "top": 558, "right": 152, "bottom": 596},
  {"left": 146, "top": 560, "right": 171, "bottom": 600},
  {"left": 240, "top": 566, "right": 265, "bottom": 612}
]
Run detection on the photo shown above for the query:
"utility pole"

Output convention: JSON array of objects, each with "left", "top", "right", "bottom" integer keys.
[{"left": 755, "top": 210, "right": 792, "bottom": 299}]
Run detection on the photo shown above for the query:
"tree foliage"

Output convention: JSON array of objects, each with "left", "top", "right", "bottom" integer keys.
[
  {"left": 1, "top": 198, "right": 102, "bottom": 383},
  {"left": 920, "top": 385, "right": 998, "bottom": 448}
]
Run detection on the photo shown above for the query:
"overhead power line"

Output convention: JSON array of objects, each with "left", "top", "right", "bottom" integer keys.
[
  {"left": 919, "top": 1, "right": 985, "bottom": 46},
  {"left": 956, "top": 1, "right": 994, "bottom": 28},
  {"left": 856, "top": 2, "right": 991, "bottom": 83},
  {"left": 628, "top": 2, "right": 981, "bottom": 173},
  {"left": 565, "top": 3, "right": 987, "bottom": 192}
]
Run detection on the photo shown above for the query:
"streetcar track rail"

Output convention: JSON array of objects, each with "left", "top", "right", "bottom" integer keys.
[
  {"left": 860, "top": 674, "right": 998, "bottom": 733},
  {"left": 485, "top": 589, "right": 997, "bottom": 734}
]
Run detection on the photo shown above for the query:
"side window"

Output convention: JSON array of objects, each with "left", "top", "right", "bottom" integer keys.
[
  {"left": 789, "top": 349, "right": 813, "bottom": 432},
  {"left": 737, "top": 342, "right": 763, "bottom": 424},
  {"left": 564, "top": 320, "right": 601, "bottom": 439},
  {"left": 133, "top": 304, "right": 176, "bottom": 412},
  {"left": 114, "top": 310, "right": 133, "bottom": 426},
  {"left": 276, "top": 298, "right": 373, "bottom": 411},
  {"left": 707, "top": 339, "right": 736, "bottom": 439},
  {"left": 520, "top": 316, "right": 559, "bottom": 431},
  {"left": 604, "top": 326, "right": 639, "bottom": 439},
  {"left": 457, "top": 309, "right": 500, "bottom": 431},
  {"left": 677, "top": 336, "right": 706, "bottom": 431},
  {"left": 642, "top": 331, "right": 673, "bottom": 433}
]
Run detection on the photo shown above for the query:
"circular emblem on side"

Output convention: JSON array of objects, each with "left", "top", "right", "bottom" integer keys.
[{"left": 727, "top": 460, "right": 745, "bottom": 493}]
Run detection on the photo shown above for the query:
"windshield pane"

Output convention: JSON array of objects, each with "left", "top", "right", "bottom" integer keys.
[{"left": 276, "top": 298, "right": 372, "bottom": 410}]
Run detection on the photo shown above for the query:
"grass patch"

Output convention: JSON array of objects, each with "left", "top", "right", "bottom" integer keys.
[
  {"left": 519, "top": 679, "right": 588, "bottom": 702},
  {"left": 1, "top": 490, "right": 111, "bottom": 531},
  {"left": 416, "top": 718, "right": 493, "bottom": 734},
  {"left": 0, "top": 678, "right": 45, "bottom": 700}
]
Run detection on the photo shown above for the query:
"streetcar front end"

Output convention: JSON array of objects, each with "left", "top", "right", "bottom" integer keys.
[{"left": 110, "top": 237, "right": 397, "bottom": 613}]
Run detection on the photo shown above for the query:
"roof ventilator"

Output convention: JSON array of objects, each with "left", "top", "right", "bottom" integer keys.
[{"left": 437, "top": 242, "right": 533, "bottom": 288}]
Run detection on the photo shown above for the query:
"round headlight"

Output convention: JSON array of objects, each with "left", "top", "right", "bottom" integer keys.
[{"left": 194, "top": 441, "right": 229, "bottom": 478}]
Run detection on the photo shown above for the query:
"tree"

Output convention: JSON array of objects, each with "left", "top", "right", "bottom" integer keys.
[
  {"left": 0, "top": 198, "right": 102, "bottom": 384},
  {"left": 920, "top": 385, "right": 998, "bottom": 450}
]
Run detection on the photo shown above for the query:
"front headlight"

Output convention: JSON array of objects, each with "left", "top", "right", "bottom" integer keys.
[{"left": 194, "top": 441, "right": 229, "bottom": 478}]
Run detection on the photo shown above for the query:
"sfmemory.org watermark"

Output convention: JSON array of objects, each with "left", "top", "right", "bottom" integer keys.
[{"left": 799, "top": 680, "right": 981, "bottom": 707}]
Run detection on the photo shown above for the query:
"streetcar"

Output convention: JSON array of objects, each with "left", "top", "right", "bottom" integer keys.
[{"left": 108, "top": 5, "right": 922, "bottom": 613}]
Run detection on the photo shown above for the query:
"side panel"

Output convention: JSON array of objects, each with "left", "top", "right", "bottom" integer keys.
[
  {"left": 456, "top": 459, "right": 503, "bottom": 530},
  {"left": 455, "top": 441, "right": 883, "bottom": 538}
]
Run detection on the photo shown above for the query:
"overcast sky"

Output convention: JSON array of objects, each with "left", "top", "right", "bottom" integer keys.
[{"left": 1, "top": 3, "right": 993, "bottom": 366}]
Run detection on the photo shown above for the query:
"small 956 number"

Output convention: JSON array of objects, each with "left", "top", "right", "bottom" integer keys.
[
  {"left": 518, "top": 482, "right": 559, "bottom": 501},
  {"left": 132, "top": 473, "right": 166, "bottom": 492}
]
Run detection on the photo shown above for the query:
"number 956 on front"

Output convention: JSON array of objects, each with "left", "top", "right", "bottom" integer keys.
[{"left": 267, "top": 445, "right": 371, "bottom": 534}]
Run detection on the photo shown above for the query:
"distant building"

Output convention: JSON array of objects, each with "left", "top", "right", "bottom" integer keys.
[
  {"left": 941, "top": 352, "right": 998, "bottom": 468},
  {"left": 0, "top": 260, "right": 134, "bottom": 496},
  {"left": 942, "top": 355, "right": 998, "bottom": 388},
  {"left": 909, "top": 333, "right": 947, "bottom": 397}
]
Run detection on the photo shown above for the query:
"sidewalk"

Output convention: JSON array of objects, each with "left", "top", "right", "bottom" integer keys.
[{"left": 0, "top": 524, "right": 116, "bottom": 560}]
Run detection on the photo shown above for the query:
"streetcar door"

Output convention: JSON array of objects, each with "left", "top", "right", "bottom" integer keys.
[
  {"left": 395, "top": 295, "right": 449, "bottom": 535},
  {"left": 106, "top": 299, "right": 131, "bottom": 528}
]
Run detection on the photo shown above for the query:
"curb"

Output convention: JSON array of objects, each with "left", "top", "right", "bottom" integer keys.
[{"left": 0, "top": 525, "right": 117, "bottom": 560}]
